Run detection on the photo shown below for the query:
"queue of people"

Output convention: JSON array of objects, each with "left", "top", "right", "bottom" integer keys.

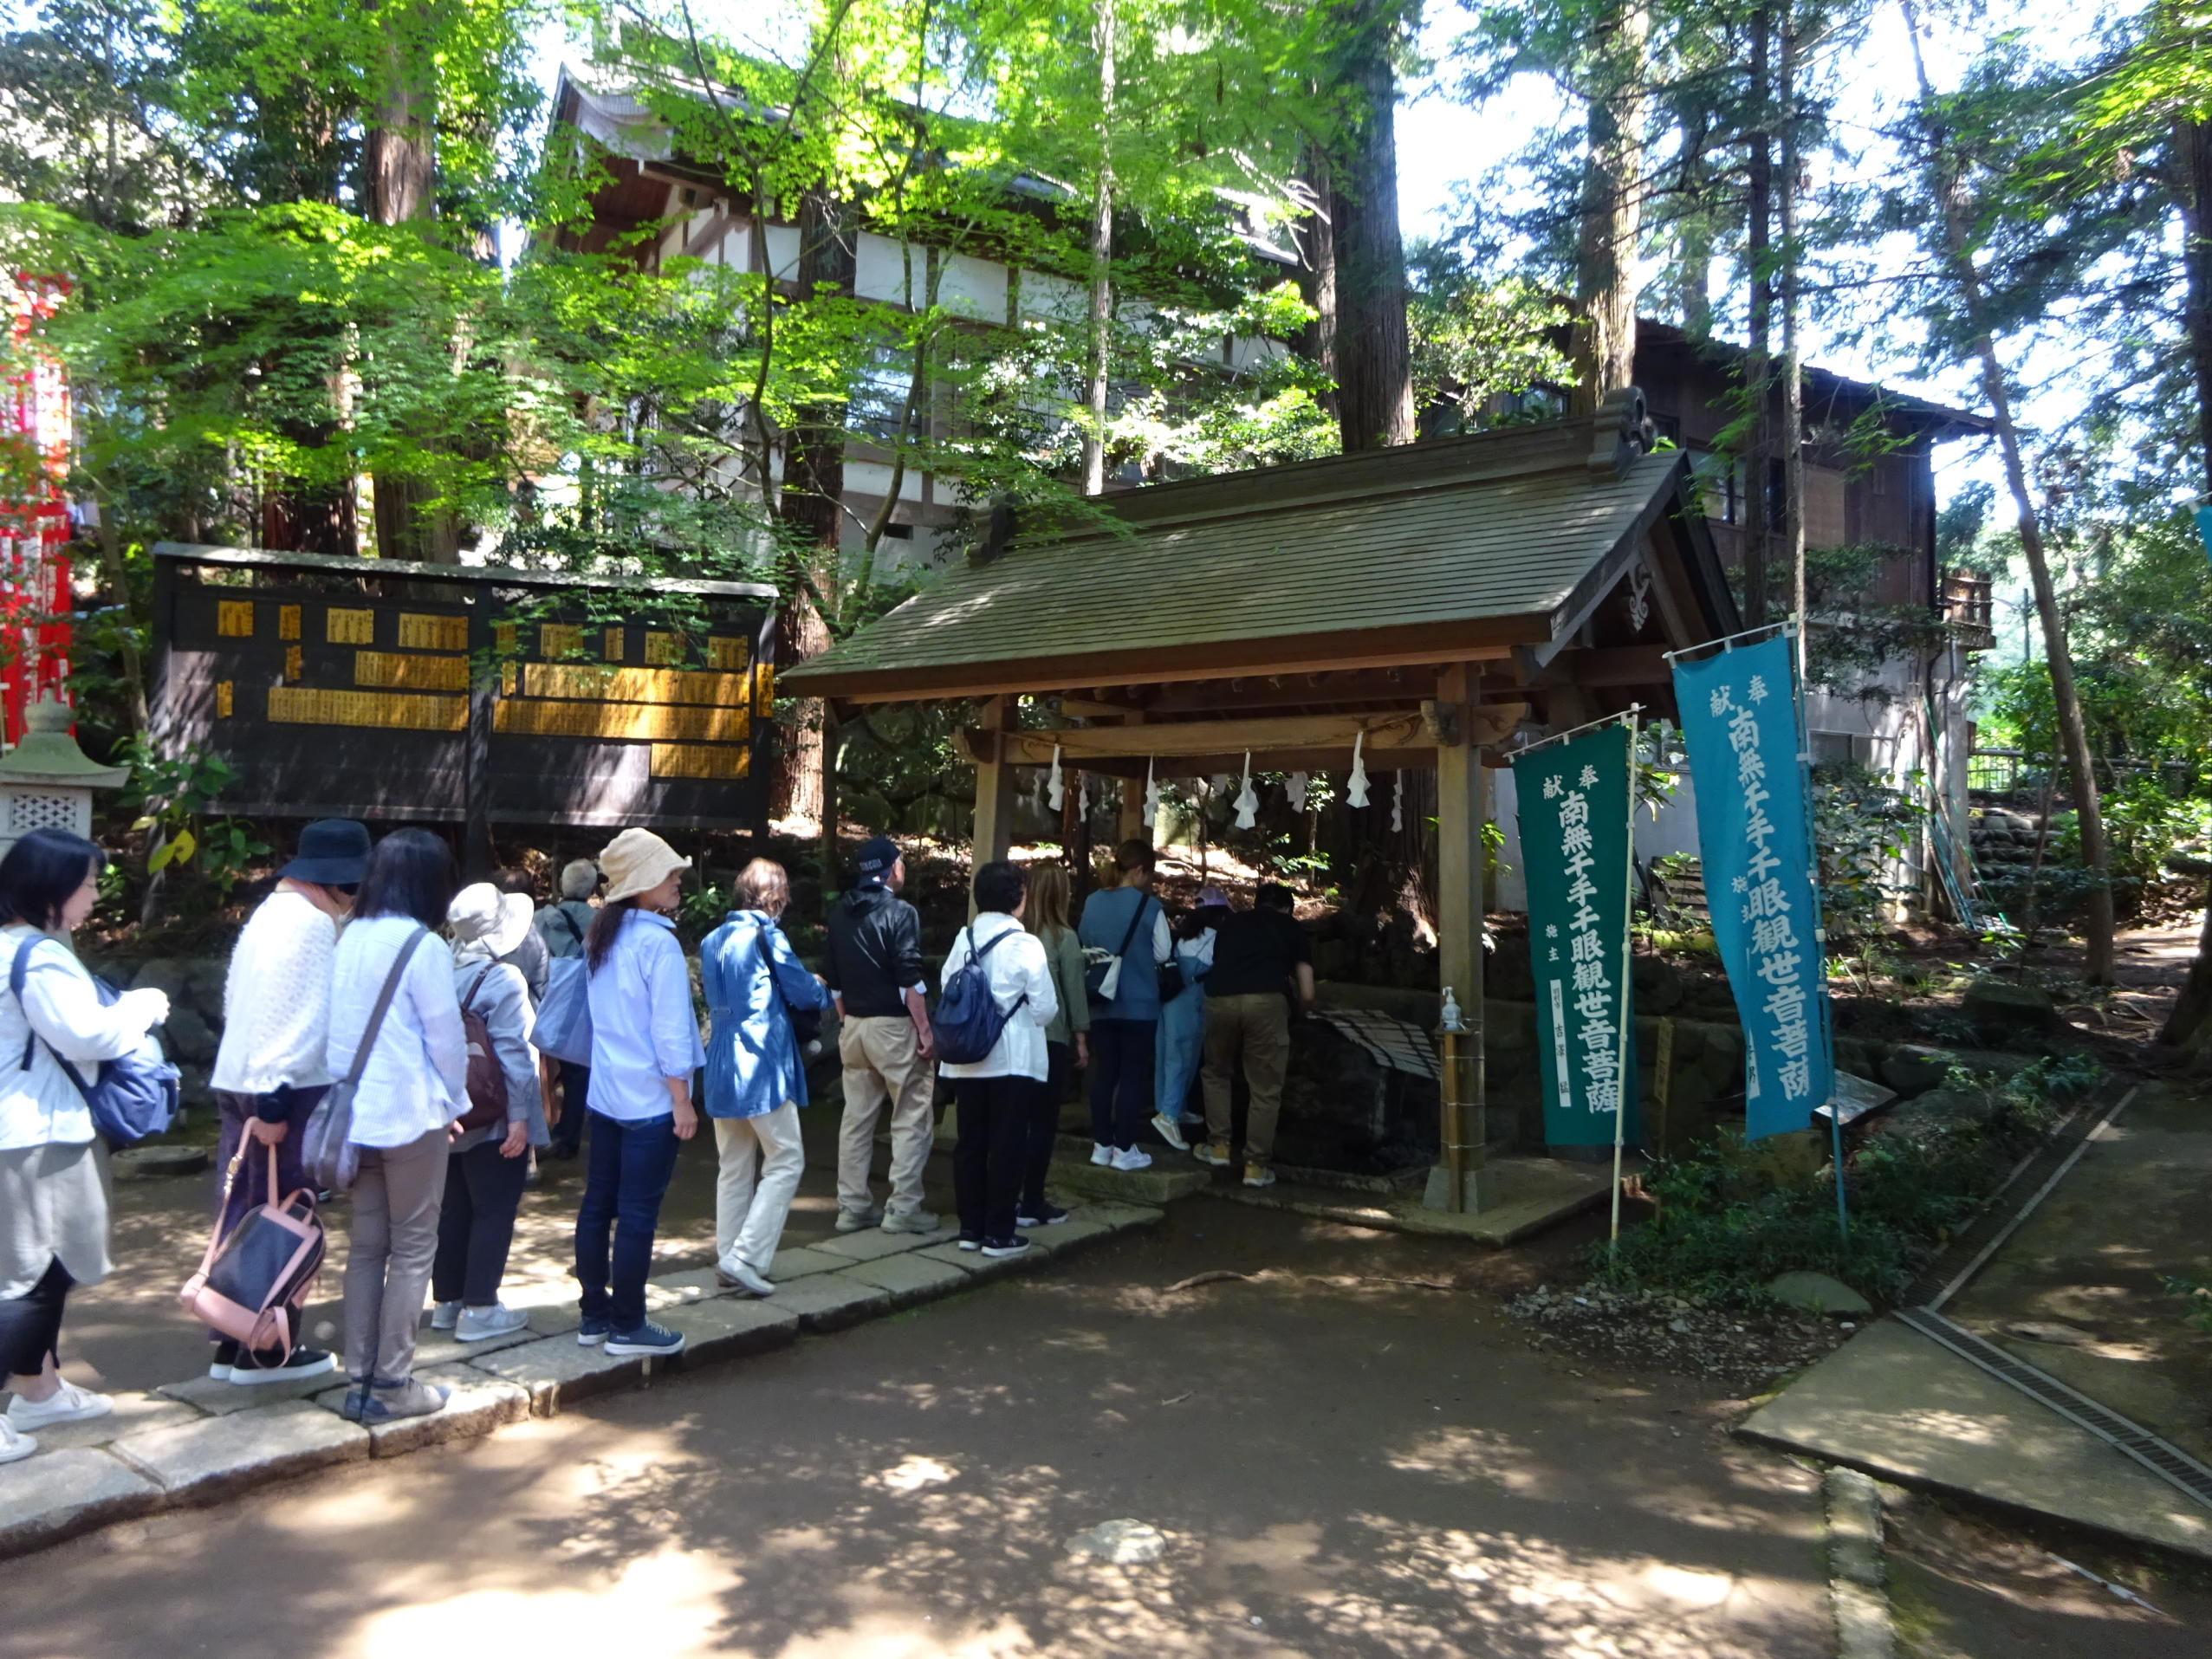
[{"left": 0, "top": 817, "right": 1314, "bottom": 1458}]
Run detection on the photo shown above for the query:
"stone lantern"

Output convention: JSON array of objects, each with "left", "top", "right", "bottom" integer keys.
[{"left": 0, "top": 695, "right": 129, "bottom": 858}]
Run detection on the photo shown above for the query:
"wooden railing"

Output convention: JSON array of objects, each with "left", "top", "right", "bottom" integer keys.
[{"left": 1943, "top": 572, "right": 1995, "bottom": 648}]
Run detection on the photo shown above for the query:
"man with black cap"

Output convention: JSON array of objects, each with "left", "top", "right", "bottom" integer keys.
[
  {"left": 825, "top": 836, "right": 937, "bottom": 1233},
  {"left": 204, "top": 817, "right": 369, "bottom": 1385}
]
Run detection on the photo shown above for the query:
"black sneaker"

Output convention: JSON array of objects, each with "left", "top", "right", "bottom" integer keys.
[
  {"left": 208, "top": 1339, "right": 241, "bottom": 1379},
  {"left": 1016, "top": 1202, "right": 1069, "bottom": 1228},
  {"left": 230, "top": 1346, "right": 338, "bottom": 1385},
  {"left": 981, "top": 1235, "right": 1032, "bottom": 1260}
]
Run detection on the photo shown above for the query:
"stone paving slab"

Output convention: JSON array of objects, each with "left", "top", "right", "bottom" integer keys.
[
  {"left": 911, "top": 1242, "right": 1033, "bottom": 1282},
  {"left": 465, "top": 1333, "right": 644, "bottom": 1416},
  {"left": 812, "top": 1222, "right": 960, "bottom": 1262},
  {"left": 158, "top": 1363, "right": 347, "bottom": 1416},
  {"left": 411, "top": 1322, "right": 545, "bottom": 1370},
  {"left": 1021, "top": 1219, "right": 1117, "bottom": 1259},
  {"left": 1046, "top": 1153, "right": 1211, "bottom": 1207},
  {"left": 1738, "top": 1317, "right": 2212, "bottom": 1564},
  {"left": 767, "top": 1246, "right": 847, "bottom": 1281},
  {"left": 27, "top": 1391, "right": 202, "bottom": 1454},
  {"left": 110, "top": 1398, "right": 368, "bottom": 1502},
  {"left": 311, "top": 1364, "right": 531, "bottom": 1457},
  {"left": 0, "top": 1448, "right": 161, "bottom": 1555},
  {"left": 834, "top": 1253, "right": 974, "bottom": 1309},
  {"left": 645, "top": 1268, "right": 727, "bottom": 1308},
  {"left": 765, "top": 1272, "right": 895, "bottom": 1333},
  {"left": 663, "top": 1297, "right": 801, "bottom": 1366},
  {"left": 1065, "top": 1199, "right": 1168, "bottom": 1229}
]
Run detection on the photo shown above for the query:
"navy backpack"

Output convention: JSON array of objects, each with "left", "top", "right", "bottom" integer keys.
[
  {"left": 931, "top": 926, "right": 1028, "bottom": 1066},
  {"left": 10, "top": 939, "right": 180, "bottom": 1148}
]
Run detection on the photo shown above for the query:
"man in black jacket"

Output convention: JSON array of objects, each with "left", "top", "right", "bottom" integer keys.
[{"left": 825, "top": 838, "right": 938, "bottom": 1233}]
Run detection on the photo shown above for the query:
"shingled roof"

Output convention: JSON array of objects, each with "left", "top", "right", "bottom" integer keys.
[{"left": 782, "top": 406, "right": 1737, "bottom": 702}]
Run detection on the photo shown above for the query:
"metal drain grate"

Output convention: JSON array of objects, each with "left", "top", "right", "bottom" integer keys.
[{"left": 1897, "top": 1306, "right": 2212, "bottom": 1510}]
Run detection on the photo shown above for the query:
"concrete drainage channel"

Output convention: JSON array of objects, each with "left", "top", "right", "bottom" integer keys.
[{"left": 0, "top": 1200, "right": 1164, "bottom": 1560}]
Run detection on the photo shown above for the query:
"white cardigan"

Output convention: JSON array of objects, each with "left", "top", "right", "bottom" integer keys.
[
  {"left": 211, "top": 888, "right": 339, "bottom": 1095},
  {"left": 937, "top": 915, "right": 1058, "bottom": 1083},
  {"left": 326, "top": 915, "right": 469, "bottom": 1149},
  {"left": 0, "top": 925, "right": 170, "bottom": 1152}
]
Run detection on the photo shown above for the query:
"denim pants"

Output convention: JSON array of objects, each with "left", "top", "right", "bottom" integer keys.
[
  {"left": 1087, "top": 1018, "right": 1156, "bottom": 1150},
  {"left": 1154, "top": 985, "right": 1206, "bottom": 1123},
  {"left": 549, "top": 1062, "right": 592, "bottom": 1156},
  {"left": 573, "top": 1111, "right": 681, "bottom": 1332},
  {"left": 953, "top": 1074, "right": 1034, "bottom": 1245}
]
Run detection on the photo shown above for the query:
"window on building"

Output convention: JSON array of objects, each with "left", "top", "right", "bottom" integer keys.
[{"left": 1810, "top": 731, "right": 1865, "bottom": 768}]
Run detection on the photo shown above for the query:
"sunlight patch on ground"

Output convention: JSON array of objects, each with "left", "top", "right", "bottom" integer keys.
[
  {"left": 340, "top": 1547, "right": 732, "bottom": 1657},
  {"left": 879, "top": 1455, "right": 959, "bottom": 1492}
]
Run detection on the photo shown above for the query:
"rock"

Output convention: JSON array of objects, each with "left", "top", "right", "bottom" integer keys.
[
  {"left": 0, "top": 1448, "right": 161, "bottom": 1556},
  {"left": 1065, "top": 1519, "right": 1167, "bottom": 1565},
  {"left": 2002, "top": 1320, "right": 2095, "bottom": 1347},
  {"left": 128, "top": 959, "right": 189, "bottom": 1001},
  {"left": 111, "top": 1144, "right": 210, "bottom": 1180},
  {"left": 163, "top": 1007, "right": 218, "bottom": 1064},
  {"left": 1878, "top": 1087, "right": 1999, "bottom": 1138},
  {"left": 1766, "top": 1272, "right": 1872, "bottom": 1316},
  {"left": 110, "top": 1398, "right": 367, "bottom": 1500},
  {"left": 1631, "top": 955, "right": 1685, "bottom": 1014},
  {"left": 834, "top": 1254, "right": 974, "bottom": 1310},
  {"left": 1878, "top": 1046, "right": 1953, "bottom": 1097},
  {"left": 1962, "top": 979, "right": 2065, "bottom": 1038},
  {"left": 184, "top": 958, "right": 229, "bottom": 1015}
]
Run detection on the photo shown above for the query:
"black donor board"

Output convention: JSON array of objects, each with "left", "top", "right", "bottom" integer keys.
[{"left": 150, "top": 544, "right": 779, "bottom": 832}]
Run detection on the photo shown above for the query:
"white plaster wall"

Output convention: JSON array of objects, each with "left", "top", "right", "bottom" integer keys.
[
  {"left": 938, "top": 252, "right": 1009, "bottom": 321},
  {"left": 855, "top": 231, "right": 921, "bottom": 306},
  {"left": 1021, "top": 270, "right": 1085, "bottom": 323}
]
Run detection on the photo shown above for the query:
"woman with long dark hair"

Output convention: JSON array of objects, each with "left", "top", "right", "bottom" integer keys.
[
  {"left": 0, "top": 829, "right": 169, "bottom": 1461},
  {"left": 574, "top": 828, "right": 703, "bottom": 1358},
  {"left": 325, "top": 828, "right": 466, "bottom": 1425}
]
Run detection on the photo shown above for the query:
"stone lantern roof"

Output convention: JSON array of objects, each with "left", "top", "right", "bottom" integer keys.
[{"left": 0, "top": 697, "right": 130, "bottom": 788}]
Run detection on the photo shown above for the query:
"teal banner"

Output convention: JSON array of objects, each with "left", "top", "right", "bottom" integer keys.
[
  {"left": 1513, "top": 722, "right": 1638, "bottom": 1147},
  {"left": 1672, "top": 632, "right": 1835, "bottom": 1140},
  {"left": 2196, "top": 503, "right": 2212, "bottom": 570}
]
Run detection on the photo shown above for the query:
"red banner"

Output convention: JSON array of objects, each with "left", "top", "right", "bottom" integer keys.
[{"left": 3, "top": 275, "right": 73, "bottom": 743}]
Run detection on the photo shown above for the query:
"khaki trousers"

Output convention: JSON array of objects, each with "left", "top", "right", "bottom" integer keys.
[
  {"left": 1201, "top": 994, "right": 1291, "bottom": 1168},
  {"left": 715, "top": 1105, "right": 805, "bottom": 1273},
  {"left": 343, "top": 1130, "right": 450, "bottom": 1385},
  {"left": 837, "top": 1017, "right": 935, "bottom": 1219}
]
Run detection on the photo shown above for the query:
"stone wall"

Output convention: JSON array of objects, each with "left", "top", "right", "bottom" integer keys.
[{"left": 88, "top": 956, "right": 229, "bottom": 1118}]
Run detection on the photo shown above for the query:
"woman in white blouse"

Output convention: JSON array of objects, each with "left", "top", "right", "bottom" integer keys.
[
  {"left": 939, "top": 860, "right": 1057, "bottom": 1259},
  {"left": 0, "top": 830, "right": 169, "bottom": 1465},
  {"left": 324, "top": 829, "right": 467, "bottom": 1426}
]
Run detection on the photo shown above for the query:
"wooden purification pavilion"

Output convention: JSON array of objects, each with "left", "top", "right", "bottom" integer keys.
[{"left": 782, "top": 390, "right": 1742, "bottom": 1212}]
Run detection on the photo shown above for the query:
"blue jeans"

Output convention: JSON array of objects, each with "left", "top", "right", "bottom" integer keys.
[{"left": 573, "top": 1111, "right": 680, "bottom": 1332}]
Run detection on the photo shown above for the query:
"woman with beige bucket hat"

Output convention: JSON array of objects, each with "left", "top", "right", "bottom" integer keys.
[{"left": 572, "top": 828, "right": 704, "bottom": 1358}]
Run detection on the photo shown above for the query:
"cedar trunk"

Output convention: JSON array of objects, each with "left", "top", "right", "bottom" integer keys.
[
  {"left": 1327, "top": 0, "right": 1416, "bottom": 452},
  {"left": 1569, "top": 0, "right": 1651, "bottom": 412}
]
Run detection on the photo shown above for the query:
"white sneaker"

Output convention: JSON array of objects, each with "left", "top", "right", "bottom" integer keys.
[
  {"left": 1150, "top": 1113, "right": 1190, "bottom": 1152},
  {"left": 0, "top": 1418, "right": 35, "bottom": 1464},
  {"left": 1110, "top": 1147, "right": 1152, "bottom": 1172},
  {"left": 455, "top": 1304, "right": 530, "bottom": 1343},
  {"left": 429, "top": 1300, "right": 461, "bottom": 1332},
  {"left": 716, "top": 1256, "right": 775, "bottom": 1298},
  {"left": 7, "top": 1381, "right": 112, "bottom": 1431},
  {"left": 1090, "top": 1143, "right": 1113, "bottom": 1166}
]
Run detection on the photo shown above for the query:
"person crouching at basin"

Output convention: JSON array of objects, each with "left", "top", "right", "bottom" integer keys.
[
  {"left": 326, "top": 829, "right": 466, "bottom": 1425},
  {"left": 941, "top": 859, "right": 1057, "bottom": 1258},
  {"left": 427, "top": 884, "right": 548, "bottom": 1345},
  {"left": 0, "top": 830, "right": 171, "bottom": 1464},
  {"left": 574, "top": 828, "right": 704, "bottom": 1359},
  {"left": 204, "top": 817, "right": 367, "bottom": 1386},
  {"left": 700, "top": 858, "right": 831, "bottom": 1297}
]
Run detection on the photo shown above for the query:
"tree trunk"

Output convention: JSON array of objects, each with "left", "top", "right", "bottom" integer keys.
[
  {"left": 1327, "top": 0, "right": 1416, "bottom": 451},
  {"left": 1569, "top": 0, "right": 1652, "bottom": 412},
  {"left": 1905, "top": 3, "right": 2116, "bottom": 985},
  {"left": 1740, "top": 8, "right": 1774, "bottom": 627},
  {"left": 1081, "top": 0, "right": 1117, "bottom": 496},
  {"left": 2157, "top": 113, "right": 2212, "bottom": 1043},
  {"left": 771, "top": 190, "right": 858, "bottom": 827},
  {"left": 92, "top": 502, "right": 147, "bottom": 732},
  {"left": 1779, "top": 8, "right": 1806, "bottom": 645},
  {"left": 1294, "top": 139, "right": 1340, "bottom": 425}
]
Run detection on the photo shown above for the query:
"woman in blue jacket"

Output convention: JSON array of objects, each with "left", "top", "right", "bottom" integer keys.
[{"left": 700, "top": 859, "right": 831, "bottom": 1296}]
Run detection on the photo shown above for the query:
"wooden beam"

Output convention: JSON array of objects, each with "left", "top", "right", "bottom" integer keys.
[
  {"left": 1540, "top": 645, "right": 1671, "bottom": 688},
  {"left": 967, "top": 697, "right": 1017, "bottom": 912},
  {"left": 983, "top": 704, "right": 1527, "bottom": 767}
]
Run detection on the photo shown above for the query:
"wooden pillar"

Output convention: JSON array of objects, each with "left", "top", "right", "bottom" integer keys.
[
  {"left": 969, "top": 696, "right": 1019, "bottom": 914},
  {"left": 1429, "top": 663, "right": 1491, "bottom": 1210},
  {"left": 1115, "top": 710, "right": 1146, "bottom": 845}
]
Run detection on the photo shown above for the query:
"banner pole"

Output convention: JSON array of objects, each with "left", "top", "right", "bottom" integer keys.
[
  {"left": 1786, "top": 617, "right": 1850, "bottom": 1244},
  {"left": 1610, "top": 704, "right": 1643, "bottom": 1253}
]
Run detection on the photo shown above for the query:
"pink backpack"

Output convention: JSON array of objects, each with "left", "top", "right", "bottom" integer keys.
[{"left": 178, "top": 1142, "right": 325, "bottom": 1362}]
